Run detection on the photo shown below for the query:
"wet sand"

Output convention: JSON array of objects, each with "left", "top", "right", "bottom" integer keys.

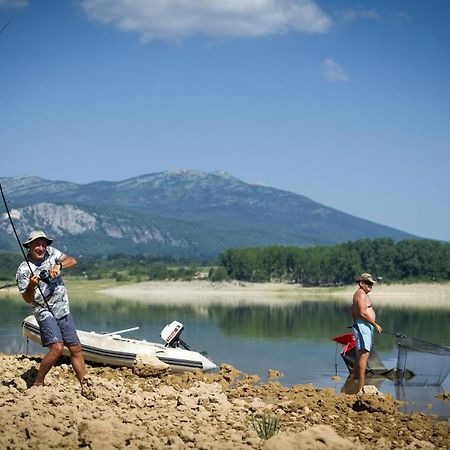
[
  {"left": 1, "top": 354, "right": 449, "bottom": 449},
  {"left": 99, "top": 280, "right": 450, "bottom": 309}
]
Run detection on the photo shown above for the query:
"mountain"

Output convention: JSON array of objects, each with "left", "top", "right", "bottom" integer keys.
[{"left": 0, "top": 170, "right": 416, "bottom": 257}]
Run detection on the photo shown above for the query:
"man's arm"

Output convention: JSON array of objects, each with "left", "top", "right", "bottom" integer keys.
[{"left": 50, "top": 255, "right": 77, "bottom": 278}]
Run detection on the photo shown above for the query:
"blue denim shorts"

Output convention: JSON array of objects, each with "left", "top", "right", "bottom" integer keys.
[{"left": 38, "top": 313, "right": 81, "bottom": 347}]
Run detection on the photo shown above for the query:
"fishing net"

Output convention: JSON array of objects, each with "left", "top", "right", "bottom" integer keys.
[
  {"left": 395, "top": 335, "right": 450, "bottom": 386},
  {"left": 341, "top": 347, "right": 386, "bottom": 374}
]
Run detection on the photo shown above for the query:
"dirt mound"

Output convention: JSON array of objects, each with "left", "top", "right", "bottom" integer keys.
[{"left": 0, "top": 354, "right": 448, "bottom": 449}]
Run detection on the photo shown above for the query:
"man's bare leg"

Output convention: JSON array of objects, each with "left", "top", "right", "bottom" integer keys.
[
  {"left": 68, "top": 343, "right": 87, "bottom": 382},
  {"left": 34, "top": 342, "right": 64, "bottom": 386},
  {"left": 356, "top": 350, "right": 369, "bottom": 388}
]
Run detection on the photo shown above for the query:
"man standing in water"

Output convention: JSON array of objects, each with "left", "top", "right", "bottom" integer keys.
[
  {"left": 16, "top": 230, "right": 88, "bottom": 387},
  {"left": 351, "top": 273, "right": 382, "bottom": 388}
]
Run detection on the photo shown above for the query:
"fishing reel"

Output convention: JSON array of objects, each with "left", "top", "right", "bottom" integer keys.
[{"left": 38, "top": 269, "right": 52, "bottom": 284}]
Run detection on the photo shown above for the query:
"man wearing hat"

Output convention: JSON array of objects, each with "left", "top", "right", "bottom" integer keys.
[
  {"left": 16, "top": 230, "right": 87, "bottom": 386},
  {"left": 351, "top": 273, "right": 383, "bottom": 388}
]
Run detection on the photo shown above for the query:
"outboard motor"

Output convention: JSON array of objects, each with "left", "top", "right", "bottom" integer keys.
[{"left": 160, "top": 321, "right": 191, "bottom": 350}]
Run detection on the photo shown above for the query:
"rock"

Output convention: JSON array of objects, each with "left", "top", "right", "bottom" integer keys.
[
  {"left": 436, "top": 392, "right": 450, "bottom": 402},
  {"left": 80, "top": 375, "right": 97, "bottom": 400},
  {"left": 250, "top": 397, "right": 267, "bottom": 411},
  {"left": 78, "top": 418, "right": 139, "bottom": 448},
  {"left": 268, "top": 369, "right": 283, "bottom": 379},
  {"left": 177, "top": 394, "right": 198, "bottom": 409},
  {"left": 157, "top": 385, "right": 179, "bottom": 399},
  {"left": 353, "top": 385, "right": 398, "bottom": 414},
  {"left": 263, "top": 425, "right": 358, "bottom": 449},
  {"left": 12, "top": 377, "right": 28, "bottom": 392},
  {"left": 405, "top": 439, "right": 435, "bottom": 449},
  {"left": 231, "top": 398, "right": 247, "bottom": 407},
  {"left": 0, "top": 354, "right": 446, "bottom": 450},
  {"left": 218, "top": 363, "right": 242, "bottom": 382},
  {"left": 132, "top": 355, "right": 171, "bottom": 377},
  {"left": 358, "top": 385, "right": 382, "bottom": 396}
]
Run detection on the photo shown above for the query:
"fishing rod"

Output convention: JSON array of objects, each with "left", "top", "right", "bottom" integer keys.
[
  {"left": 383, "top": 331, "right": 406, "bottom": 339},
  {"left": 0, "top": 182, "right": 54, "bottom": 315},
  {"left": 0, "top": 21, "right": 11, "bottom": 36}
]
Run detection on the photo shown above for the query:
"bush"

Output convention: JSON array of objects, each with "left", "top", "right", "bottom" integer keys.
[
  {"left": 253, "top": 415, "right": 281, "bottom": 440},
  {"left": 208, "top": 266, "right": 230, "bottom": 282}
]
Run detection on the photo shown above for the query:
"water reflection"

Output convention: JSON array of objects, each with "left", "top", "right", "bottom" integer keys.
[
  {"left": 1, "top": 294, "right": 449, "bottom": 417},
  {"left": 341, "top": 374, "right": 449, "bottom": 418},
  {"left": 3, "top": 296, "right": 449, "bottom": 349}
]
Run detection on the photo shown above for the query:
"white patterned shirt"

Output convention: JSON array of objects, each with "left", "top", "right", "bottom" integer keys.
[{"left": 16, "top": 246, "right": 70, "bottom": 321}]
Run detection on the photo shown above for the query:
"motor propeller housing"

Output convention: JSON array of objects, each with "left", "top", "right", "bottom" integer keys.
[{"left": 161, "top": 321, "right": 185, "bottom": 347}]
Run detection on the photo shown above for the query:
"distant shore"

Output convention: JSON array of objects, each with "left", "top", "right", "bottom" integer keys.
[
  {"left": 1, "top": 279, "right": 448, "bottom": 309},
  {"left": 98, "top": 280, "right": 450, "bottom": 309}
]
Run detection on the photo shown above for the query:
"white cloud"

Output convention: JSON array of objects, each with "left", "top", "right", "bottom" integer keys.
[
  {"left": 394, "top": 11, "right": 412, "bottom": 23},
  {"left": 337, "top": 7, "right": 380, "bottom": 24},
  {"left": 0, "top": 0, "right": 28, "bottom": 8},
  {"left": 321, "top": 59, "right": 349, "bottom": 82},
  {"left": 79, "top": 0, "right": 332, "bottom": 41}
]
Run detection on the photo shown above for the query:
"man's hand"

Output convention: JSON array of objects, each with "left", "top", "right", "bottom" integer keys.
[
  {"left": 49, "top": 264, "right": 61, "bottom": 279},
  {"left": 28, "top": 274, "right": 40, "bottom": 289},
  {"left": 22, "top": 274, "right": 39, "bottom": 304},
  {"left": 375, "top": 323, "right": 383, "bottom": 333}
]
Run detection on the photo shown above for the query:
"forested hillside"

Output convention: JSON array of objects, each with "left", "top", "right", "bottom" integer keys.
[
  {"left": 213, "top": 238, "right": 450, "bottom": 285},
  {"left": 2, "top": 238, "right": 448, "bottom": 286}
]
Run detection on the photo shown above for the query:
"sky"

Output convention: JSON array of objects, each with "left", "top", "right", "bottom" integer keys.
[{"left": 1, "top": 0, "right": 449, "bottom": 242}]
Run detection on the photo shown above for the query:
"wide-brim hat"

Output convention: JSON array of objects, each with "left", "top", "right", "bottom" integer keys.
[
  {"left": 22, "top": 230, "right": 53, "bottom": 248},
  {"left": 357, "top": 273, "right": 377, "bottom": 284}
]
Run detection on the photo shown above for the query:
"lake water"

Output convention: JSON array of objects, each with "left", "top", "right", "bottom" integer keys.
[{"left": 1, "top": 292, "right": 449, "bottom": 418}]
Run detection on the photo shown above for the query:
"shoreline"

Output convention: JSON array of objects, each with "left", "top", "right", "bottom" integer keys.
[
  {"left": 98, "top": 280, "right": 450, "bottom": 309},
  {"left": 1, "top": 354, "right": 449, "bottom": 449}
]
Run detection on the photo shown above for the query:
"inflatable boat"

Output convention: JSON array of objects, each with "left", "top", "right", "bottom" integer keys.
[{"left": 22, "top": 315, "right": 217, "bottom": 373}]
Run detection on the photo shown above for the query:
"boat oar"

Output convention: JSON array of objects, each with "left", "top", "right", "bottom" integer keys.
[{"left": 103, "top": 326, "right": 139, "bottom": 336}]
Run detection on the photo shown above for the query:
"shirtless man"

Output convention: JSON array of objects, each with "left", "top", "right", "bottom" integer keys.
[{"left": 351, "top": 273, "right": 382, "bottom": 387}]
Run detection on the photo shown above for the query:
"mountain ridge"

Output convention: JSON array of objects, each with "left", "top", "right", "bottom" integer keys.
[{"left": 0, "top": 170, "right": 417, "bottom": 257}]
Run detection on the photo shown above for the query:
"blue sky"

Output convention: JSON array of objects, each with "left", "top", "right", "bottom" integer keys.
[{"left": 1, "top": 0, "right": 449, "bottom": 242}]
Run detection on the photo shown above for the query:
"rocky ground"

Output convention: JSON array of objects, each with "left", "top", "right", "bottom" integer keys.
[{"left": 0, "top": 354, "right": 449, "bottom": 449}]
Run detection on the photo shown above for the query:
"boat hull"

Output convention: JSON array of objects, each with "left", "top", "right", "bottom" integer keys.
[{"left": 22, "top": 315, "right": 217, "bottom": 372}]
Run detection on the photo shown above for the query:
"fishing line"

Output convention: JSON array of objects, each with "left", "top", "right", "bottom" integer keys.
[
  {"left": 0, "top": 182, "right": 54, "bottom": 315},
  {"left": 347, "top": 324, "right": 405, "bottom": 340}
]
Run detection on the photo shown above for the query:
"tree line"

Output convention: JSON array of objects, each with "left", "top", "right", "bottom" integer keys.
[
  {"left": 212, "top": 238, "right": 450, "bottom": 285},
  {"left": 0, "top": 252, "right": 205, "bottom": 283},
  {"left": 2, "top": 238, "right": 449, "bottom": 285}
]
